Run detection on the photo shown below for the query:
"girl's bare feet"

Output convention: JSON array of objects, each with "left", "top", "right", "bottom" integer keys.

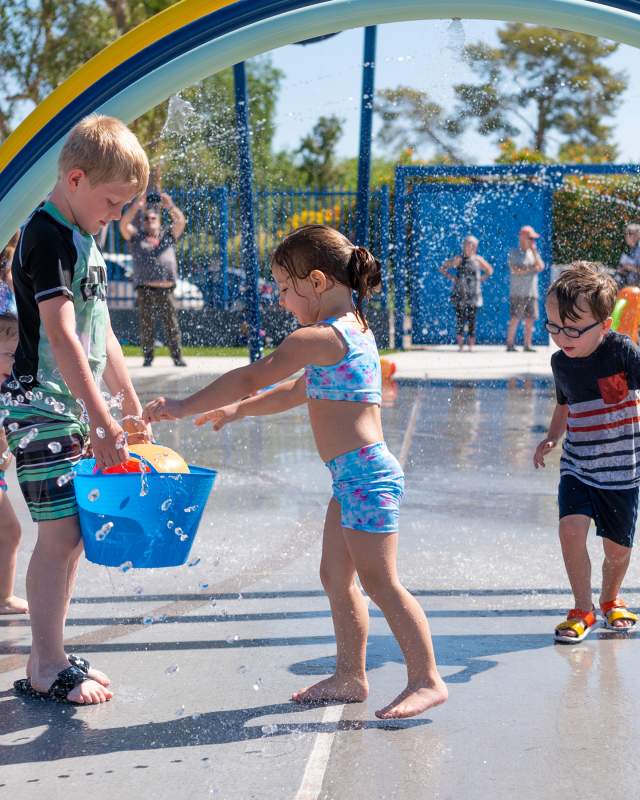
[
  {"left": 292, "top": 674, "right": 368, "bottom": 705},
  {"left": 0, "top": 595, "right": 28, "bottom": 614},
  {"left": 375, "top": 678, "right": 448, "bottom": 719}
]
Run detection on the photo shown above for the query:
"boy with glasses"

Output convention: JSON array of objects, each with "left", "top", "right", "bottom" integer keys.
[{"left": 534, "top": 261, "right": 639, "bottom": 642}]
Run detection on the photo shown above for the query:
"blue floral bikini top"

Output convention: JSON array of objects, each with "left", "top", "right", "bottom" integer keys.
[{"left": 304, "top": 315, "right": 382, "bottom": 405}]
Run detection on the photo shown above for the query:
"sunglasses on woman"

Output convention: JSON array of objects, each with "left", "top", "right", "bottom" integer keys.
[{"left": 544, "top": 319, "right": 601, "bottom": 339}]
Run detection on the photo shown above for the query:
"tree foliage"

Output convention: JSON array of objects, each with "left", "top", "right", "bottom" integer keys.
[
  {"left": 294, "top": 114, "right": 344, "bottom": 189},
  {"left": 375, "top": 86, "right": 462, "bottom": 163},
  {"left": 454, "top": 24, "right": 627, "bottom": 159}
]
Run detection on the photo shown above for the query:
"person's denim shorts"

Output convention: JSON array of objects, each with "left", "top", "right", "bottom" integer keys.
[{"left": 326, "top": 442, "right": 404, "bottom": 533}]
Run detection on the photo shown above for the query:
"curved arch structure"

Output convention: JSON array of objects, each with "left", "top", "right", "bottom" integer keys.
[{"left": 1, "top": 0, "right": 640, "bottom": 245}]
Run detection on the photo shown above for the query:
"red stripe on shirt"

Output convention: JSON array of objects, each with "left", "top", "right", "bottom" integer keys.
[
  {"left": 568, "top": 398, "right": 640, "bottom": 419},
  {"left": 567, "top": 414, "right": 640, "bottom": 433}
]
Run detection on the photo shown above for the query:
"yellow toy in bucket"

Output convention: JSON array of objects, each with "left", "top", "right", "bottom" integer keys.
[{"left": 130, "top": 443, "right": 190, "bottom": 473}]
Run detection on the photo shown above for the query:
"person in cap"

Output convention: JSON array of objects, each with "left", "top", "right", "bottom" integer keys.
[{"left": 505, "top": 225, "right": 545, "bottom": 352}]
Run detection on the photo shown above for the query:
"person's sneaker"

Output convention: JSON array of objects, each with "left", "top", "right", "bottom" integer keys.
[
  {"left": 173, "top": 358, "right": 188, "bottom": 367},
  {"left": 143, "top": 357, "right": 153, "bottom": 367},
  {"left": 523, "top": 346, "right": 537, "bottom": 353},
  {"left": 506, "top": 344, "right": 517, "bottom": 352}
]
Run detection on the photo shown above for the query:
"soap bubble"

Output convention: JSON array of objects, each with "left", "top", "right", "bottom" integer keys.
[
  {"left": 18, "top": 374, "right": 33, "bottom": 384},
  {"left": 175, "top": 705, "right": 186, "bottom": 717},
  {"left": 88, "top": 489, "right": 100, "bottom": 502},
  {"left": 139, "top": 472, "right": 149, "bottom": 497},
  {"left": 226, "top": 634, "right": 239, "bottom": 644},
  {"left": 165, "top": 664, "right": 179, "bottom": 675},
  {"left": 184, "top": 505, "right": 198, "bottom": 513},
  {"left": 48, "top": 441, "right": 62, "bottom": 454},
  {"left": 95, "top": 427, "right": 106, "bottom": 439},
  {"left": 261, "top": 724, "right": 277, "bottom": 736},
  {"left": 187, "top": 556, "right": 200, "bottom": 567},
  {"left": 7, "top": 422, "right": 19, "bottom": 432},
  {"left": 167, "top": 520, "right": 175, "bottom": 529},
  {"left": 119, "top": 561, "right": 133, "bottom": 573},
  {"left": 161, "top": 498, "right": 172, "bottom": 512}
]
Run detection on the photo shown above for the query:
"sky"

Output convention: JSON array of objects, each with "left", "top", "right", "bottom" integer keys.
[{"left": 266, "top": 18, "right": 640, "bottom": 164}]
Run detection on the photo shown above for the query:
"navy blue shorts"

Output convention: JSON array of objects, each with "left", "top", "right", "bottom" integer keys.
[{"left": 558, "top": 473, "right": 638, "bottom": 548}]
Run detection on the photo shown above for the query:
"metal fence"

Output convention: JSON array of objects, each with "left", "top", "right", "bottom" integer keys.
[{"left": 103, "top": 186, "right": 391, "bottom": 312}]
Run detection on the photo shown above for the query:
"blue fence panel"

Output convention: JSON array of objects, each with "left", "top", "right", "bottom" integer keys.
[
  {"left": 105, "top": 187, "right": 391, "bottom": 313},
  {"left": 410, "top": 181, "right": 552, "bottom": 345}
]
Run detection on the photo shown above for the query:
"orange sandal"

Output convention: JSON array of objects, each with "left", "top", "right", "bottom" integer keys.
[
  {"left": 554, "top": 607, "right": 597, "bottom": 644},
  {"left": 600, "top": 598, "right": 638, "bottom": 632}
]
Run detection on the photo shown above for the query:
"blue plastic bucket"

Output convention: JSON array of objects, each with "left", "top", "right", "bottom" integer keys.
[{"left": 74, "top": 458, "right": 217, "bottom": 568}]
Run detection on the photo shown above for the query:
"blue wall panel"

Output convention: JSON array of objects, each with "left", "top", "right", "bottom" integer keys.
[{"left": 410, "top": 182, "right": 552, "bottom": 345}]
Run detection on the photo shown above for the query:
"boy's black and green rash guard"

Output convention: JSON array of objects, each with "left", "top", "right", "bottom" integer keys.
[{"left": 10, "top": 201, "right": 109, "bottom": 418}]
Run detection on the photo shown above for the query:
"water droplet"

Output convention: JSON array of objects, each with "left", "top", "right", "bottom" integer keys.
[
  {"left": 226, "top": 634, "right": 239, "bottom": 644},
  {"left": 199, "top": 582, "right": 209, "bottom": 590},
  {"left": 95, "top": 521, "right": 114, "bottom": 541},
  {"left": 119, "top": 561, "right": 133, "bottom": 573},
  {"left": 133, "top": 585, "right": 144, "bottom": 595},
  {"left": 261, "top": 724, "right": 277, "bottom": 736},
  {"left": 142, "top": 615, "right": 155, "bottom": 625},
  {"left": 161, "top": 498, "right": 172, "bottom": 512},
  {"left": 165, "top": 664, "right": 179, "bottom": 675},
  {"left": 95, "top": 426, "right": 106, "bottom": 439},
  {"left": 48, "top": 441, "right": 62, "bottom": 454},
  {"left": 174, "top": 527, "right": 184, "bottom": 537},
  {"left": 139, "top": 472, "right": 149, "bottom": 497},
  {"left": 184, "top": 505, "right": 198, "bottom": 513},
  {"left": 18, "top": 427, "right": 38, "bottom": 449},
  {"left": 88, "top": 488, "right": 100, "bottom": 502},
  {"left": 175, "top": 705, "right": 185, "bottom": 717},
  {"left": 7, "top": 422, "right": 19, "bottom": 432},
  {"left": 56, "top": 470, "right": 76, "bottom": 487},
  {"left": 187, "top": 556, "right": 200, "bottom": 567},
  {"left": 167, "top": 520, "right": 174, "bottom": 529}
]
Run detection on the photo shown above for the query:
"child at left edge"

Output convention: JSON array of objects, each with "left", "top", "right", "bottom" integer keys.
[
  {"left": 0, "top": 234, "right": 27, "bottom": 615},
  {"left": 144, "top": 223, "right": 448, "bottom": 719}
]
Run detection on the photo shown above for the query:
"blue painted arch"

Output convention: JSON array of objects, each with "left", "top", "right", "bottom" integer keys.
[{"left": 1, "top": 0, "right": 640, "bottom": 248}]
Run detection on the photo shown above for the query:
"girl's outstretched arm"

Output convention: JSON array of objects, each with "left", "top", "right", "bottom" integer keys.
[
  {"left": 195, "top": 375, "right": 306, "bottom": 430},
  {"left": 143, "top": 327, "right": 330, "bottom": 422}
]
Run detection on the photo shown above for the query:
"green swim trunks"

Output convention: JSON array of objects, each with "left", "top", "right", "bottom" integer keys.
[{"left": 4, "top": 407, "right": 90, "bottom": 522}]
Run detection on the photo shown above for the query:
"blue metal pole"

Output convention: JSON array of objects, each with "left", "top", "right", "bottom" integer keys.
[
  {"left": 233, "top": 61, "right": 262, "bottom": 362},
  {"left": 355, "top": 25, "right": 377, "bottom": 247},
  {"left": 393, "top": 166, "right": 407, "bottom": 350}
]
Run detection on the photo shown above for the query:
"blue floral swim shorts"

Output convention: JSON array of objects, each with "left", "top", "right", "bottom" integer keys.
[{"left": 326, "top": 442, "right": 404, "bottom": 533}]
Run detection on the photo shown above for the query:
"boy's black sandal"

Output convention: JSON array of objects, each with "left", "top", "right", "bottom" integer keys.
[
  {"left": 14, "top": 665, "right": 89, "bottom": 704},
  {"left": 68, "top": 654, "right": 90, "bottom": 673}
]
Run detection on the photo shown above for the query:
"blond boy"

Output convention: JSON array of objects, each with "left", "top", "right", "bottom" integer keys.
[{"left": 5, "top": 115, "right": 149, "bottom": 704}]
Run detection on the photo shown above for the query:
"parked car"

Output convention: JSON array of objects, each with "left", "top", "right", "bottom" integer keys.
[{"left": 103, "top": 253, "right": 205, "bottom": 311}]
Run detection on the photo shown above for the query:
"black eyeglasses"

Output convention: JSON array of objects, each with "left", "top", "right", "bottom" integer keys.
[{"left": 544, "top": 319, "right": 602, "bottom": 339}]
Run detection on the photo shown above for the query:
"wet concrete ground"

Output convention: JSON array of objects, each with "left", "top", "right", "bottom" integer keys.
[{"left": 1, "top": 371, "right": 639, "bottom": 799}]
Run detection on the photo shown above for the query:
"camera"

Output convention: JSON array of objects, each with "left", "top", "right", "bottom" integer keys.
[{"left": 146, "top": 191, "right": 161, "bottom": 206}]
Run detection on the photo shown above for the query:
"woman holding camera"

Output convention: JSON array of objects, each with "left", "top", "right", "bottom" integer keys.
[
  {"left": 119, "top": 192, "right": 187, "bottom": 367},
  {"left": 440, "top": 235, "right": 493, "bottom": 352}
]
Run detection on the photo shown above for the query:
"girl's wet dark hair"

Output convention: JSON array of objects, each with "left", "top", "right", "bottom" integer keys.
[{"left": 271, "top": 224, "right": 382, "bottom": 327}]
